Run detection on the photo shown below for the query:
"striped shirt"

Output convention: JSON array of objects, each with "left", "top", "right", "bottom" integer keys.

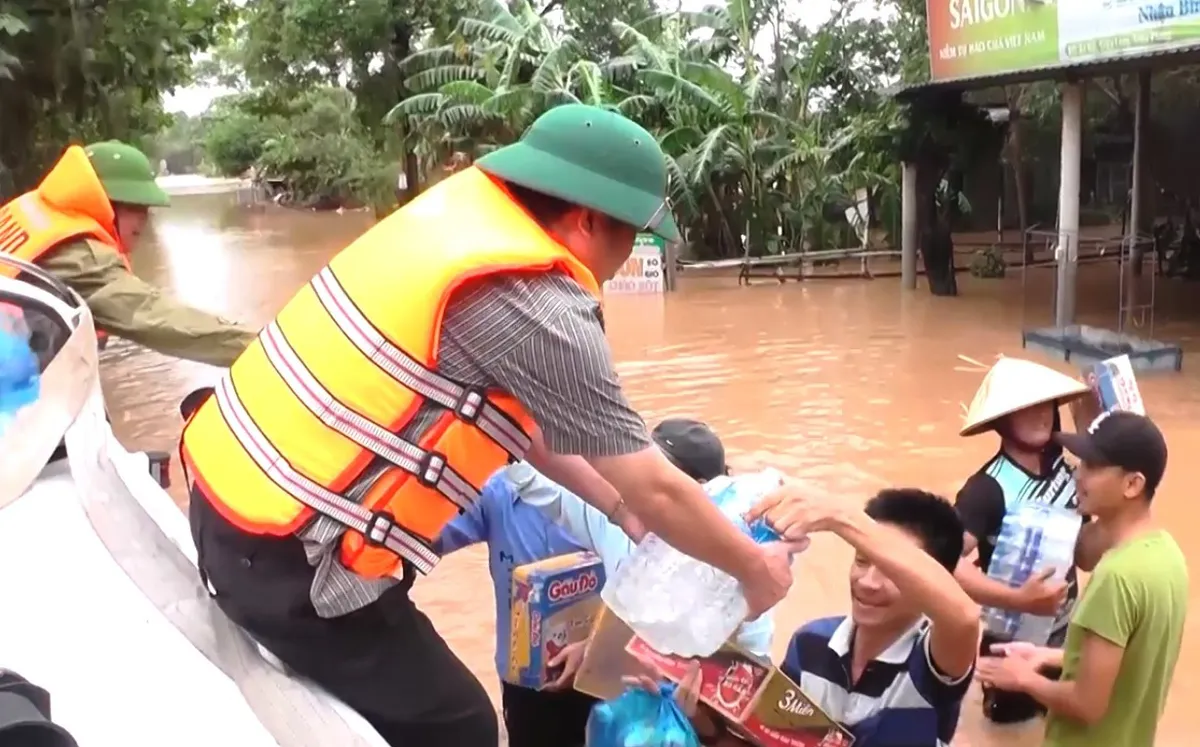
[
  {"left": 298, "top": 272, "right": 651, "bottom": 617},
  {"left": 782, "top": 616, "right": 972, "bottom": 747},
  {"left": 959, "top": 451, "right": 1082, "bottom": 638}
]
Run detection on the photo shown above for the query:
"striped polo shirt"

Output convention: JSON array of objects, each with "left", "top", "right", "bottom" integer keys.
[{"left": 781, "top": 616, "right": 972, "bottom": 747}]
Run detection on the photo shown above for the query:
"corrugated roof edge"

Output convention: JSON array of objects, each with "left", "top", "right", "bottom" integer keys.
[{"left": 890, "top": 43, "right": 1200, "bottom": 102}]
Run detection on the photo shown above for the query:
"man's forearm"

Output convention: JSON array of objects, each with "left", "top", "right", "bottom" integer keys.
[
  {"left": 634, "top": 480, "right": 765, "bottom": 581},
  {"left": 525, "top": 448, "right": 622, "bottom": 516},
  {"left": 1019, "top": 673, "right": 1094, "bottom": 724},
  {"left": 598, "top": 454, "right": 765, "bottom": 582},
  {"left": 523, "top": 446, "right": 644, "bottom": 539},
  {"left": 956, "top": 561, "right": 1026, "bottom": 609},
  {"left": 527, "top": 441, "right": 766, "bottom": 582},
  {"left": 86, "top": 279, "right": 257, "bottom": 366},
  {"left": 832, "top": 510, "right": 979, "bottom": 633}
]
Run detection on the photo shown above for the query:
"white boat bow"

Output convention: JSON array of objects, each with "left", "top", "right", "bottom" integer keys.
[{"left": 0, "top": 256, "right": 387, "bottom": 747}]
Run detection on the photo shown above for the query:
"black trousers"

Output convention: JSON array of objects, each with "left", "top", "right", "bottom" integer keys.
[
  {"left": 979, "top": 628, "right": 1065, "bottom": 724},
  {"left": 189, "top": 489, "right": 497, "bottom": 747},
  {"left": 501, "top": 682, "right": 597, "bottom": 747}
]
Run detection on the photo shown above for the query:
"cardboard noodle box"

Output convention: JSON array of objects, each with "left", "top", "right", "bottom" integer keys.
[
  {"left": 574, "top": 604, "right": 642, "bottom": 700},
  {"left": 507, "top": 551, "right": 604, "bottom": 690},
  {"left": 626, "top": 636, "right": 854, "bottom": 747}
]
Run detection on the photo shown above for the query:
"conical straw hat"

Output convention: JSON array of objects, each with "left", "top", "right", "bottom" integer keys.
[{"left": 960, "top": 357, "right": 1090, "bottom": 437}]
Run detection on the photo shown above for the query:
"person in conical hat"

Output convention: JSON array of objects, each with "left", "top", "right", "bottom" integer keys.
[{"left": 953, "top": 357, "right": 1107, "bottom": 725}]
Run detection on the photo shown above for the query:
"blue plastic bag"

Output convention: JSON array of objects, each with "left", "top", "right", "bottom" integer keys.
[
  {"left": 586, "top": 682, "right": 701, "bottom": 747},
  {"left": 0, "top": 307, "right": 39, "bottom": 437}
]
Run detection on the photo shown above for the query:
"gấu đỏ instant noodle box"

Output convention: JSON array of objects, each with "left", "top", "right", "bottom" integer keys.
[{"left": 508, "top": 551, "right": 605, "bottom": 689}]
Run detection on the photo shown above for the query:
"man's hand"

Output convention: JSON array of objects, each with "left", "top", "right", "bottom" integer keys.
[
  {"left": 609, "top": 499, "right": 647, "bottom": 543},
  {"left": 586, "top": 446, "right": 802, "bottom": 615},
  {"left": 977, "top": 653, "right": 1039, "bottom": 692},
  {"left": 989, "top": 641, "right": 1063, "bottom": 672},
  {"left": 746, "top": 482, "right": 844, "bottom": 541},
  {"left": 624, "top": 661, "right": 736, "bottom": 743},
  {"left": 624, "top": 660, "right": 703, "bottom": 716},
  {"left": 1069, "top": 376, "right": 1104, "bottom": 434},
  {"left": 544, "top": 641, "right": 587, "bottom": 690},
  {"left": 742, "top": 542, "right": 800, "bottom": 620},
  {"left": 1015, "top": 567, "right": 1069, "bottom": 616}
]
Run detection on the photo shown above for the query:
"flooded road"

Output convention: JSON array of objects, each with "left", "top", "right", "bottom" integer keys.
[{"left": 105, "top": 192, "right": 1200, "bottom": 745}]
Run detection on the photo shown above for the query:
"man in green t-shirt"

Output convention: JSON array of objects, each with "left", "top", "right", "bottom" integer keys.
[{"left": 976, "top": 410, "right": 1187, "bottom": 747}]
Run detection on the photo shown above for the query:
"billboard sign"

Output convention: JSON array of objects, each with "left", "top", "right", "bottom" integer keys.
[
  {"left": 603, "top": 234, "right": 665, "bottom": 295},
  {"left": 928, "top": 0, "right": 1200, "bottom": 82}
]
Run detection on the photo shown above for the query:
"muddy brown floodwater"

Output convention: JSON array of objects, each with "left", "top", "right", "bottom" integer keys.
[{"left": 104, "top": 192, "right": 1200, "bottom": 745}]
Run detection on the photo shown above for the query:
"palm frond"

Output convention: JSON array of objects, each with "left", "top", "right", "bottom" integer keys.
[
  {"left": 688, "top": 124, "right": 733, "bottom": 183},
  {"left": 384, "top": 93, "right": 446, "bottom": 124},
  {"left": 405, "top": 65, "right": 482, "bottom": 93}
]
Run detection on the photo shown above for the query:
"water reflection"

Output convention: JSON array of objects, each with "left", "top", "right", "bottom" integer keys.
[{"left": 102, "top": 191, "right": 1200, "bottom": 745}]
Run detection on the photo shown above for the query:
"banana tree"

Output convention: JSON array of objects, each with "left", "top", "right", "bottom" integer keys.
[
  {"left": 389, "top": 0, "right": 613, "bottom": 166},
  {"left": 610, "top": 14, "right": 791, "bottom": 257}
]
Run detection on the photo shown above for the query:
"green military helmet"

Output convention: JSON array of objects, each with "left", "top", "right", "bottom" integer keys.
[
  {"left": 476, "top": 104, "right": 679, "bottom": 243},
  {"left": 84, "top": 140, "right": 171, "bottom": 208}
]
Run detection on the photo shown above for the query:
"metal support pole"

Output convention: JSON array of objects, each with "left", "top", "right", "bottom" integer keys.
[
  {"left": 1129, "top": 70, "right": 1150, "bottom": 279},
  {"left": 664, "top": 241, "right": 679, "bottom": 292},
  {"left": 901, "top": 161, "right": 918, "bottom": 290},
  {"left": 1054, "top": 81, "right": 1084, "bottom": 328},
  {"left": 1122, "top": 70, "right": 1149, "bottom": 328}
]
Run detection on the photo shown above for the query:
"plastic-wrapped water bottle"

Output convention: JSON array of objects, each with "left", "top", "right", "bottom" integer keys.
[
  {"left": 0, "top": 306, "right": 40, "bottom": 438},
  {"left": 983, "top": 502, "right": 1081, "bottom": 645},
  {"left": 601, "top": 469, "right": 784, "bottom": 657}
]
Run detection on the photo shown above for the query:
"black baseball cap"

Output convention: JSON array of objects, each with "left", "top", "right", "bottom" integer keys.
[
  {"left": 1055, "top": 411, "right": 1168, "bottom": 496},
  {"left": 652, "top": 418, "right": 728, "bottom": 482}
]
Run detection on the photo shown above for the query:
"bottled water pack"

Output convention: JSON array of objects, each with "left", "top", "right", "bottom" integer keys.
[
  {"left": 983, "top": 502, "right": 1081, "bottom": 645},
  {"left": 601, "top": 469, "right": 785, "bottom": 657}
]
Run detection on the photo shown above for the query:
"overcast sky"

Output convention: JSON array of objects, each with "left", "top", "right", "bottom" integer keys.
[{"left": 163, "top": 0, "right": 865, "bottom": 115}]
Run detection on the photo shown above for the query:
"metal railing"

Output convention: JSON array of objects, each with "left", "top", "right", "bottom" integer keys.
[
  {"left": 1020, "top": 227, "right": 1158, "bottom": 337},
  {"left": 678, "top": 247, "right": 902, "bottom": 284}
]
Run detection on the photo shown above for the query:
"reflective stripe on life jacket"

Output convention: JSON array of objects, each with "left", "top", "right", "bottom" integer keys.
[{"left": 181, "top": 166, "right": 602, "bottom": 579}]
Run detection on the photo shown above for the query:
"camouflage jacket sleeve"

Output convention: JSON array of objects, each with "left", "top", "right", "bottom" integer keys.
[{"left": 39, "top": 238, "right": 258, "bottom": 367}]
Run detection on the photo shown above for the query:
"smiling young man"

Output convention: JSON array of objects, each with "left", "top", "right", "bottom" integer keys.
[
  {"left": 977, "top": 411, "right": 1187, "bottom": 747},
  {"left": 752, "top": 487, "right": 981, "bottom": 747}
]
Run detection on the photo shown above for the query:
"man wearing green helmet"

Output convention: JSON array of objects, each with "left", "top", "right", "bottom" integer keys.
[
  {"left": 0, "top": 140, "right": 256, "bottom": 365},
  {"left": 182, "top": 104, "right": 800, "bottom": 746}
]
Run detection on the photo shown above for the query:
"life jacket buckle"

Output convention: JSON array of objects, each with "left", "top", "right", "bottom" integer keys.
[
  {"left": 417, "top": 450, "right": 447, "bottom": 488},
  {"left": 453, "top": 386, "right": 485, "bottom": 424},
  {"left": 364, "top": 509, "right": 399, "bottom": 548}
]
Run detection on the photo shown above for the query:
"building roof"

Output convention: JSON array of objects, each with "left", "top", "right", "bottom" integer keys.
[{"left": 893, "top": 43, "right": 1200, "bottom": 103}]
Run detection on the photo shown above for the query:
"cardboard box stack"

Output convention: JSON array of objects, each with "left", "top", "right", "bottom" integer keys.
[{"left": 623, "top": 636, "right": 854, "bottom": 747}]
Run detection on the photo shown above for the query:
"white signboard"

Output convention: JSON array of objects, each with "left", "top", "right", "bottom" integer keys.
[{"left": 604, "top": 236, "right": 664, "bottom": 295}]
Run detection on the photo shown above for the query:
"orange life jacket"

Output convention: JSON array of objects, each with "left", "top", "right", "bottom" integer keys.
[
  {"left": 0, "top": 145, "right": 132, "bottom": 346},
  {"left": 180, "top": 167, "right": 601, "bottom": 579}
]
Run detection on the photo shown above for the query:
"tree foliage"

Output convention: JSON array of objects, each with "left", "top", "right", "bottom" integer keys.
[
  {"left": 203, "top": 87, "right": 391, "bottom": 208},
  {"left": 0, "top": 0, "right": 233, "bottom": 197},
  {"left": 386, "top": 0, "right": 911, "bottom": 258}
]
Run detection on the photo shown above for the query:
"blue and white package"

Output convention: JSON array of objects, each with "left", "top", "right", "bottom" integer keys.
[{"left": 1085, "top": 354, "right": 1145, "bottom": 416}]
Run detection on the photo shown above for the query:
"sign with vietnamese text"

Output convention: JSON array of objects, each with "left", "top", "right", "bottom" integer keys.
[
  {"left": 927, "top": 0, "right": 1200, "bottom": 82},
  {"left": 603, "top": 234, "right": 665, "bottom": 295}
]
